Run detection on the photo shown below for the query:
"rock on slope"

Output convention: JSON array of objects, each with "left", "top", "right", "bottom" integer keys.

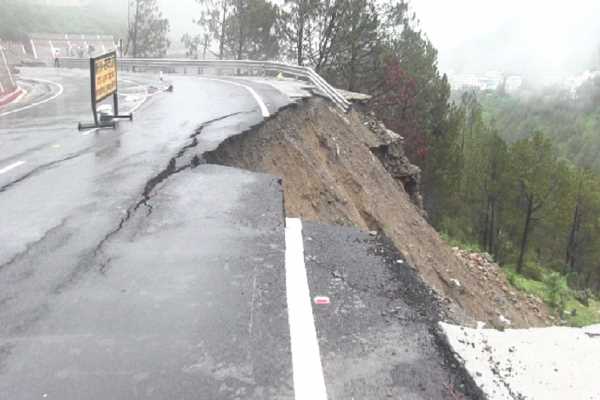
[{"left": 204, "top": 97, "right": 551, "bottom": 328}]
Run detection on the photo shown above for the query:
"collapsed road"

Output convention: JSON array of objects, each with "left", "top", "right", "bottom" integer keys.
[{"left": 0, "top": 67, "right": 479, "bottom": 399}]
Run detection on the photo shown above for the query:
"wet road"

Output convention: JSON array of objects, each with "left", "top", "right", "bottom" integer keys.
[
  {"left": 0, "top": 68, "right": 474, "bottom": 399},
  {"left": 0, "top": 68, "right": 295, "bottom": 399},
  {"left": 302, "top": 222, "right": 469, "bottom": 400}
]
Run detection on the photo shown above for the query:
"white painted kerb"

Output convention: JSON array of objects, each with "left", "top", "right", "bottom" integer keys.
[{"left": 285, "top": 218, "right": 328, "bottom": 400}]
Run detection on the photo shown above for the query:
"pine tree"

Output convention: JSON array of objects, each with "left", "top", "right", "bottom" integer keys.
[
  {"left": 279, "top": 0, "right": 320, "bottom": 65},
  {"left": 326, "top": 0, "right": 380, "bottom": 91},
  {"left": 195, "top": 0, "right": 233, "bottom": 60},
  {"left": 128, "top": 0, "right": 170, "bottom": 58},
  {"left": 195, "top": 0, "right": 279, "bottom": 60},
  {"left": 510, "top": 133, "right": 560, "bottom": 273}
]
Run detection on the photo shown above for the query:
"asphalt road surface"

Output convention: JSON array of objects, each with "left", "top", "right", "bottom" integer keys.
[{"left": 0, "top": 68, "right": 473, "bottom": 399}]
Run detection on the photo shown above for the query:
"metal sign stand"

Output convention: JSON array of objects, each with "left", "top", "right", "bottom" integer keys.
[{"left": 78, "top": 52, "right": 133, "bottom": 130}]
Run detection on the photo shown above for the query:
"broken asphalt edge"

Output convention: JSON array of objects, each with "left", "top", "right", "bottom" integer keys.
[{"left": 434, "top": 323, "right": 489, "bottom": 400}]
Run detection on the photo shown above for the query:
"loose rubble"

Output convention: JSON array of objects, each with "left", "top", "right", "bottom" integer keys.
[
  {"left": 451, "top": 247, "right": 553, "bottom": 328},
  {"left": 205, "top": 96, "right": 553, "bottom": 329}
]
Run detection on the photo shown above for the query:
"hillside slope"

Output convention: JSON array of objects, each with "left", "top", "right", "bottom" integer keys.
[{"left": 205, "top": 97, "right": 553, "bottom": 329}]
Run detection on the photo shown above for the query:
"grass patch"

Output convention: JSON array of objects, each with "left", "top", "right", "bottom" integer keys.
[
  {"left": 441, "top": 234, "right": 600, "bottom": 327},
  {"left": 505, "top": 266, "right": 600, "bottom": 327},
  {"left": 440, "top": 232, "right": 483, "bottom": 254},
  {"left": 564, "top": 298, "right": 600, "bottom": 327},
  {"left": 506, "top": 268, "right": 548, "bottom": 299}
]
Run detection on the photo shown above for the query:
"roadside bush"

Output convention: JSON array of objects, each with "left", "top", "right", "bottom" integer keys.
[
  {"left": 545, "top": 272, "right": 569, "bottom": 309},
  {"left": 440, "top": 231, "right": 482, "bottom": 253},
  {"left": 522, "top": 261, "right": 546, "bottom": 282},
  {"left": 574, "top": 289, "right": 593, "bottom": 307},
  {"left": 545, "top": 259, "right": 568, "bottom": 274}
]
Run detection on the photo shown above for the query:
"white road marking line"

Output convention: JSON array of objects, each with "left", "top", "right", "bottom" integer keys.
[
  {"left": 284, "top": 218, "right": 328, "bottom": 400},
  {"left": 0, "top": 161, "right": 26, "bottom": 175},
  {"left": 129, "top": 84, "right": 150, "bottom": 113},
  {"left": 30, "top": 39, "right": 38, "bottom": 60},
  {"left": 200, "top": 77, "right": 271, "bottom": 118},
  {"left": 0, "top": 78, "right": 64, "bottom": 118},
  {"left": 80, "top": 128, "right": 99, "bottom": 136}
]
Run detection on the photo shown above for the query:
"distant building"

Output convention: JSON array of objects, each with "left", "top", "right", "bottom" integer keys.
[
  {"left": 505, "top": 76, "right": 523, "bottom": 93},
  {"left": 448, "top": 71, "right": 505, "bottom": 92}
]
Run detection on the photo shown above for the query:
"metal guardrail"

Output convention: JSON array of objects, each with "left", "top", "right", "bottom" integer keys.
[{"left": 57, "top": 57, "right": 351, "bottom": 112}]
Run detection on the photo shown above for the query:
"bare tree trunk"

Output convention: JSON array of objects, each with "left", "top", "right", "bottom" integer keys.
[
  {"left": 219, "top": 2, "right": 227, "bottom": 60},
  {"left": 517, "top": 197, "right": 534, "bottom": 274},
  {"left": 297, "top": 10, "right": 304, "bottom": 65},
  {"left": 314, "top": 0, "right": 344, "bottom": 72},
  {"left": 131, "top": 0, "right": 141, "bottom": 58},
  {"left": 202, "top": 35, "right": 209, "bottom": 60},
  {"left": 237, "top": 11, "right": 244, "bottom": 60},
  {"left": 480, "top": 204, "right": 489, "bottom": 251},
  {"left": 487, "top": 197, "right": 496, "bottom": 254},
  {"left": 566, "top": 201, "right": 581, "bottom": 273},
  {"left": 348, "top": 45, "right": 357, "bottom": 91}
]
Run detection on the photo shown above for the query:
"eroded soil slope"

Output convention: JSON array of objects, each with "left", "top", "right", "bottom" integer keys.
[{"left": 205, "top": 98, "right": 551, "bottom": 328}]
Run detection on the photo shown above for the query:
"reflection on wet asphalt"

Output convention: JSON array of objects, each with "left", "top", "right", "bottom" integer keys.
[{"left": 0, "top": 68, "right": 295, "bottom": 399}]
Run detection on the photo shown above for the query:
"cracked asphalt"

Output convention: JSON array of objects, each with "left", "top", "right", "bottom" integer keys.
[
  {"left": 0, "top": 68, "right": 294, "bottom": 399},
  {"left": 0, "top": 68, "right": 479, "bottom": 399},
  {"left": 302, "top": 222, "right": 476, "bottom": 400}
]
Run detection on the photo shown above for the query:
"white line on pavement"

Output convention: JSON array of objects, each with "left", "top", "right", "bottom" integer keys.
[
  {"left": 80, "top": 128, "right": 99, "bottom": 136},
  {"left": 200, "top": 77, "right": 271, "bottom": 118},
  {"left": 284, "top": 218, "right": 328, "bottom": 400},
  {"left": 0, "top": 78, "right": 64, "bottom": 118},
  {"left": 129, "top": 84, "right": 150, "bottom": 114},
  {"left": 0, "top": 161, "right": 26, "bottom": 175}
]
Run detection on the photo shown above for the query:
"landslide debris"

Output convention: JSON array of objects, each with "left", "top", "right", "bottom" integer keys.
[
  {"left": 452, "top": 247, "right": 552, "bottom": 328},
  {"left": 204, "top": 97, "right": 552, "bottom": 328}
]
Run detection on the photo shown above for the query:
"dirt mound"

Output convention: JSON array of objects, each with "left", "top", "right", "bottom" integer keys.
[
  {"left": 452, "top": 248, "right": 552, "bottom": 328},
  {"left": 204, "top": 97, "right": 552, "bottom": 328}
]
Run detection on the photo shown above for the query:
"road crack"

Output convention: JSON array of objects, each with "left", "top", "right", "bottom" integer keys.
[
  {"left": 91, "top": 111, "right": 249, "bottom": 273},
  {"left": 0, "top": 148, "right": 92, "bottom": 194},
  {"left": 0, "top": 218, "right": 68, "bottom": 271}
]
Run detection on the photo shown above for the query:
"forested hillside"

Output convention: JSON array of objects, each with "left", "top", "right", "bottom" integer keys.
[
  {"left": 0, "top": 0, "right": 126, "bottom": 40},
  {"left": 479, "top": 79, "right": 600, "bottom": 170},
  {"left": 178, "top": 1, "right": 600, "bottom": 314},
  {"left": 3, "top": 0, "right": 597, "bottom": 321},
  {"left": 429, "top": 84, "right": 600, "bottom": 321}
]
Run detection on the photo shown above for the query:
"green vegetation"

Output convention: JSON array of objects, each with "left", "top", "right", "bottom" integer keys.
[
  {"left": 479, "top": 81, "right": 600, "bottom": 171},
  {"left": 446, "top": 232, "right": 600, "bottom": 327},
  {"left": 505, "top": 266, "right": 600, "bottom": 327},
  {"left": 127, "top": 0, "right": 170, "bottom": 57},
  {"left": 423, "top": 73, "right": 600, "bottom": 327},
  {"left": 427, "top": 83, "right": 600, "bottom": 303},
  {"left": 0, "top": 0, "right": 126, "bottom": 40},
  {"left": 440, "top": 232, "right": 483, "bottom": 254}
]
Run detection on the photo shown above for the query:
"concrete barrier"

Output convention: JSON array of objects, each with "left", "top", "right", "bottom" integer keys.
[{"left": 29, "top": 33, "right": 116, "bottom": 64}]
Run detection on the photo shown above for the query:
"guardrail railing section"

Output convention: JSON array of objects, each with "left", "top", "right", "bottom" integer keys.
[{"left": 57, "top": 57, "right": 351, "bottom": 112}]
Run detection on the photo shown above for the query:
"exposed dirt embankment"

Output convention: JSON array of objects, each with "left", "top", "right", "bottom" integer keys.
[{"left": 205, "top": 97, "right": 551, "bottom": 328}]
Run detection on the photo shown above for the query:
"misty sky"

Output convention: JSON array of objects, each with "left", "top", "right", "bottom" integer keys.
[
  {"left": 411, "top": 0, "right": 600, "bottom": 78},
  {"left": 159, "top": 0, "right": 600, "bottom": 79}
]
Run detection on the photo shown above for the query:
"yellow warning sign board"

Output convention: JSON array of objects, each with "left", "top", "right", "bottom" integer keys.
[
  {"left": 93, "top": 52, "right": 117, "bottom": 103},
  {"left": 79, "top": 50, "right": 132, "bottom": 130}
]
